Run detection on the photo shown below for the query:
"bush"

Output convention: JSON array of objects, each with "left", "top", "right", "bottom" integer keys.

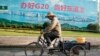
[{"left": 87, "top": 23, "right": 98, "bottom": 32}]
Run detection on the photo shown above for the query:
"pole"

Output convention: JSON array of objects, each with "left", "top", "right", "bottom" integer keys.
[{"left": 97, "top": 0, "right": 100, "bottom": 32}]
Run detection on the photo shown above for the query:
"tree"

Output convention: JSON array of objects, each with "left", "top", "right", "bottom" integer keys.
[
  {"left": 2, "top": 22, "right": 6, "bottom": 28},
  {"left": 87, "top": 23, "right": 98, "bottom": 32}
]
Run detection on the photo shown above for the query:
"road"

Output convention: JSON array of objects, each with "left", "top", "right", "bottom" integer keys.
[{"left": 0, "top": 47, "right": 100, "bottom": 56}]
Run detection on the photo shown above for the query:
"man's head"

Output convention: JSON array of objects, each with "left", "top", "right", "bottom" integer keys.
[{"left": 45, "top": 12, "right": 55, "bottom": 20}]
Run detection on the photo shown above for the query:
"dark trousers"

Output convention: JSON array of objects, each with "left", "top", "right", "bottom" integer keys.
[{"left": 43, "top": 31, "right": 59, "bottom": 46}]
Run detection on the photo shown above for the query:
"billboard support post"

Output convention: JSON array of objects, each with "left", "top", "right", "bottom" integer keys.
[{"left": 97, "top": 0, "right": 100, "bottom": 32}]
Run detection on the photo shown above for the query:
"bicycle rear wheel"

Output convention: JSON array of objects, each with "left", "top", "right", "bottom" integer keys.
[
  {"left": 69, "top": 45, "right": 86, "bottom": 56},
  {"left": 25, "top": 42, "right": 43, "bottom": 56}
]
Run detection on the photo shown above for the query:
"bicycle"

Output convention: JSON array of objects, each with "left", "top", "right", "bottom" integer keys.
[{"left": 25, "top": 33, "right": 90, "bottom": 56}]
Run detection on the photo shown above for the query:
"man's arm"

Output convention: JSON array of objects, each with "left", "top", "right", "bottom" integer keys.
[{"left": 45, "top": 18, "right": 58, "bottom": 32}]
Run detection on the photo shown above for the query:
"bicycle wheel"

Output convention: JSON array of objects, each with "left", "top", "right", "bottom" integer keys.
[
  {"left": 25, "top": 42, "right": 43, "bottom": 56},
  {"left": 69, "top": 45, "right": 86, "bottom": 56}
]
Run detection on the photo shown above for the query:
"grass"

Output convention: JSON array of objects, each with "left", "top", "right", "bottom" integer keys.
[
  {"left": 0, "top": 29, "right": 39, "bottom": 36},
  {"left": 62, "top": 31, "right": 100, "bottom": 37},
  {"left": 0, "top": 29, "right": 100, "bottom": 38}
]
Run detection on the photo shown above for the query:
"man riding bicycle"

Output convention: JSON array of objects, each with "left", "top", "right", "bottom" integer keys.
[{"left": 41, "top": 12, "right": 62, "bottom": 49}]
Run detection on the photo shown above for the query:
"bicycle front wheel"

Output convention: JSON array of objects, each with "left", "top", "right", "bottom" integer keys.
[
  {"left": 25, "top": 42, "right": 43, "bottom": 56},
  {"left": 69, "top": 45, "right": 86, "bottom": 56}
]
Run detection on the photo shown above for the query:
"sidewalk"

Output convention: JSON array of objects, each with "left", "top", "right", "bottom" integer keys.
[{"left": 0, "top": 36, "right": 100, "bottom": 47}]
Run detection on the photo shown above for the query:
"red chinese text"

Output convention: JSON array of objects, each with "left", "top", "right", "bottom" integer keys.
[
  {"left": 21, "top": 2, "right": 49, "bottom": 9},
  {"left": 54, "top": 4, "right": 84, "bottom": 13}
]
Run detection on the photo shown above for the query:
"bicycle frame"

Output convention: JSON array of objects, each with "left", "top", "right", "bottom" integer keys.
[{"left": 37, "top": 34, "right": 49, "bottom": 48}]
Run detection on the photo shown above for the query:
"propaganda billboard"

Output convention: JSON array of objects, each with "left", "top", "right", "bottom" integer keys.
[{"left": 0, "top": 0, "right": 98, "bottom": 31}]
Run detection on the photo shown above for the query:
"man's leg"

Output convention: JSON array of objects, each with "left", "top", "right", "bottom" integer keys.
[
  {"left": 43, "top": 33, "right": 51, "bottom": 46},
  {"left": 48, "top": 38, "right": 60, "bottom": 49},
  {"left": 44, "top": 31, "right": 60, "bottom": 49}
]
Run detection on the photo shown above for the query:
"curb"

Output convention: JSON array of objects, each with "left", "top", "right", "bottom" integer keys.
[
  {"left": 0, "top": 44, "right": 99, "bottom": 49},
  {"left": 0, "top": 45, "right": 26, "bottom": 48}
]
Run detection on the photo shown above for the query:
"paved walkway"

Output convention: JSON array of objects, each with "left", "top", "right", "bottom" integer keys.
[
  {"left": 0, "top": 47, "right": 100, "bottom": 56},
  {"left": 0, "top": 36, "right": 100, "bottom": 56},
  {"left": 0, "top": 36, "right": 100, "bottom": 47}
]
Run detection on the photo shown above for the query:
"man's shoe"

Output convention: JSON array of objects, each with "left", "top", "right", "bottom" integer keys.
[{"left": 47, "top": 45, "right": 54, "bottom": 49}]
